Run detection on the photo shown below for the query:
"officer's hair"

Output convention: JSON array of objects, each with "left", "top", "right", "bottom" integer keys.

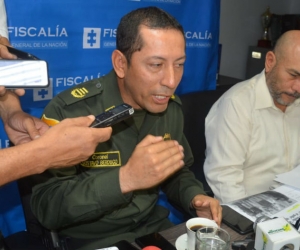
[{"left": 116, "top": 6, "right": 185, "bottom": 65}]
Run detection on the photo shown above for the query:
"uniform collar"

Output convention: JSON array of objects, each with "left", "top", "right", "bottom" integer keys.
[{"left": 100, "top": 70, "right": 124, "bottom": 107}]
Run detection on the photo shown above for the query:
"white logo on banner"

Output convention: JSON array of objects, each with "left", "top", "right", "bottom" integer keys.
[
  {"left": 185, "top": 30, "right": 213, "bottom": 48},
  {"left": 33, "top": 78, "right": 53, "bottom": 101},
  {"left": 83, "top": 28, "right": 101, "bottom": 49},
  {"left": 54, "top": 73, "right": 102, "bottom": 87},
  {"left": 8, "top": 26, "right": 69, "bottom": 49}
]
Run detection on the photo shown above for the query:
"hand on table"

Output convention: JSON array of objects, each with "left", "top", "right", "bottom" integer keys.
[{"left": 191, "top": 194, "right": 222, "bottom": 226}]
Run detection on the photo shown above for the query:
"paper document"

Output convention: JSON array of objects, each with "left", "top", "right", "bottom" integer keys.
[
  {"left": 223, "top": 185, "right": 300, "bottom": 227},
  {"left": 274, "top": 165, "right": 300, "bottom": 189}
]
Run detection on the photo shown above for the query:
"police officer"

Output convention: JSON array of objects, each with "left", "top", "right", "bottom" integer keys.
[{"left": 31, "top": 6, "right": 222, "bottom": 249}]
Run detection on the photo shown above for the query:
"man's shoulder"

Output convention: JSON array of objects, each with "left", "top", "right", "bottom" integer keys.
[
  {"left": 53, "top": 78, "right": 104, "bottom": 106},
  {"left": 220, "top": 73, "right": 262, "bottom": 103},
  {"left": 167, "top": 94, "right": 183, "bottom": 113},
  {"left": 207, "top": 73, "right": 264, "bottom": 118}
]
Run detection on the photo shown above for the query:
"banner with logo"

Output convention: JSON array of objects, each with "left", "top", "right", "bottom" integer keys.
[{"left": 0, "top": 0, "right": 220, "bottom": 236}]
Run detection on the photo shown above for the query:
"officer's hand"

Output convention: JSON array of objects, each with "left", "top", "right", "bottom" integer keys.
[
  {"left": 192, "top": 194, "right": 222, "bottom": 226},
  {"left": 37, "top": 116, "right": 112, "bottom": 169},
  {"left": 119, "top": 135, "right": 184, "bottom": 193}
]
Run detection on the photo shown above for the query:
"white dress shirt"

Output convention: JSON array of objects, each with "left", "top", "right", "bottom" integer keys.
[
  {"left": 204, "top": 70, "right": 300, "bottom": 203},
  {"left": 0, "top": 0, "right": 8, "bottom": 38}
]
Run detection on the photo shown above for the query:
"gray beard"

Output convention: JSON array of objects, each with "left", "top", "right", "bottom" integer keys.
[{"left": 266, "top": 71, "right": 300, "bottom": 106}]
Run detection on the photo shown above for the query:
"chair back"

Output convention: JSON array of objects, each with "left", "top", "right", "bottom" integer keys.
[
  {"left": 4, "top": 174, "right": 63, "bottom": 250},
  {"left": 180, "top": 89, "right": 228, "bottom": 196}
]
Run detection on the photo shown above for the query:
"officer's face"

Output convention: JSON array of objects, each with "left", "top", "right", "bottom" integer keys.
[{"left": 120, "top": 26, "right": 186, "bottom": 113}]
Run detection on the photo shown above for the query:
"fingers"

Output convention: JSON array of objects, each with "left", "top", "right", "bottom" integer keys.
[
  {"left": 210, "top": 200, "right": 222, "bottom": 226},
  {"left": 41, "top": 116, "right": 113, "bottom": 168},
  {"left": 59, "top": 116, "right": 112, "bottom": 142},
  {"left": 193, "top": 195, "right": 222, "bottom": 226},
  {"left": 140, "top": 138, "right": 184, "bottom": 177},
  {"left": 120, "top": 137, "right": 184, "bottom": 193},
  {"left": 0, "top": 42, "right": 17, "bottom": 59},
  {"left": 13, "top": 89, "right": 25, "bottom": 96},
  {"left": 0, "top": 87, "right": 25, "bottom": 98},
  {"left": 23, "top": 117, "right": 45, "bottom": 140},
  {"left": 139, "top": 135, "right": 183, "bottom": 159},
  {"left": 60, "top": 115, "right": 96, "bottom": 127},
  {"left": 0, "top": 86, "right": 6, "bottom": 96},
  {"left": 137, "top": 134, "right": 164, "bottom": 147},
  {"left": 157, "top": 141, "right": 184, "bottom": 172},
  {"left": 0, "top": 50, "right": 16, "bottom": 59},
  {"left": 92, "top": 126, "right": 112, "bottom": 142}
]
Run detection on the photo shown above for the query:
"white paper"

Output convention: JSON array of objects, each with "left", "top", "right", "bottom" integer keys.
[
  {"left": 223, "top": 185, "right": 300, "bottom": 227},
  {"left": 274, "top": 165, "right": 300, "bottom": 189}
]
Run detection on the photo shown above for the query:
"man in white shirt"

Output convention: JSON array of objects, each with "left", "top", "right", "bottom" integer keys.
[{"left": 204, "top": 30, "right": 300, "bottom": 203}]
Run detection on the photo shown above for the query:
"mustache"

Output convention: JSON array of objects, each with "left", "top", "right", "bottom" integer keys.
[{"left": 283, "top": 91, "right": 300, "bottom": 98}]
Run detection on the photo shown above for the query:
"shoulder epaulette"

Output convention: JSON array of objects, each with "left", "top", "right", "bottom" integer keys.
[{"left": 57, "top": 78, "right": 104, "bottom": 106}]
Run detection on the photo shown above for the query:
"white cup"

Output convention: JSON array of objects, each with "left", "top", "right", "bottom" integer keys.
[{"left": 186, "top": 218, "right": 218, "bottom": 250}]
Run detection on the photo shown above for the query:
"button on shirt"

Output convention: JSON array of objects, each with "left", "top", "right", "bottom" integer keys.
[{"left": 204, "top": 70, "right": 300, "bottom": 203}]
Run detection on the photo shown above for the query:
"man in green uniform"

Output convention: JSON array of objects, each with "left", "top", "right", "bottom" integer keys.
[{"left": 31, "top": 6, "right": 222, "bottom": 249}]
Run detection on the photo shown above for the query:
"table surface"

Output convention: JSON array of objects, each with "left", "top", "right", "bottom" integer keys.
[{"left": 132, "top": 222, "right": 252, "bottom": 249}]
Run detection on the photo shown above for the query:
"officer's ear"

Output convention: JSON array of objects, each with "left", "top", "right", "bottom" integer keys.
[{"left": 112, "top": 50, "right": 127, "bottom": 78}]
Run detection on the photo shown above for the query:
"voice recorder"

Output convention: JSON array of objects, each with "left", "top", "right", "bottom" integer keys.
[{"left": 90, "top": 103, "right": 134, "bottom": 128}]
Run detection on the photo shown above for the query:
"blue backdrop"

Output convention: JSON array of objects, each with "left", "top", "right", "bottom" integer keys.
[{"left": 0, "top": 0, "right": 220, "bottom": 236}]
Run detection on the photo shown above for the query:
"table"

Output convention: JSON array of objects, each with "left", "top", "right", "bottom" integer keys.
[{"left": 132, "top": 222, "right": 252, "bottom": 249}]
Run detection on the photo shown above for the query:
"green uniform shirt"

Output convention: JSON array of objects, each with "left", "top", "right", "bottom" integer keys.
[{"left": 31, "top": 70, "right": 206, "bottom": 248}]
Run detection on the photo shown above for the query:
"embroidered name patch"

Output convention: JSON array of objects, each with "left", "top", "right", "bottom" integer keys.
[{"left": 80, "top": 151, "right": 121, "bottom": 167}]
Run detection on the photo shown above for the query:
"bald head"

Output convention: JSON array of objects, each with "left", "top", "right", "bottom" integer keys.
[
  {"left": 273, "top": 30, "right": 300, "bottom": 63},
  {"left": 265, "top": 30, "right": 300, "bottom": 112}
]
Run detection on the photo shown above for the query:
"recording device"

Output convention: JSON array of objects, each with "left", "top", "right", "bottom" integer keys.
[
  {"left": 1, "top": 45, "right": 49, "bottom": 88},
  {"left": 135, "top": 232, "right": 176, "bottom": 250},
  {"left": 90, "top": 103, "right": 134, "bottom": 128},
  {"left": 221, "top": 205, "right": 254, "bottom": 235},
  {"left": 0, "top": 59, "right": 49, "bottom": 88}
]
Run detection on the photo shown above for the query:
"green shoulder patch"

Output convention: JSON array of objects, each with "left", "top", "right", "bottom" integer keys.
[{"left": 58, "top": 79, "right": 104, "bottom": 106}]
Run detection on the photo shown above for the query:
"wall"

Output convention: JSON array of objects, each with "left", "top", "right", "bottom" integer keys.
[{"left": 219, "top": 0, "right": 300, "bottom": 80}]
